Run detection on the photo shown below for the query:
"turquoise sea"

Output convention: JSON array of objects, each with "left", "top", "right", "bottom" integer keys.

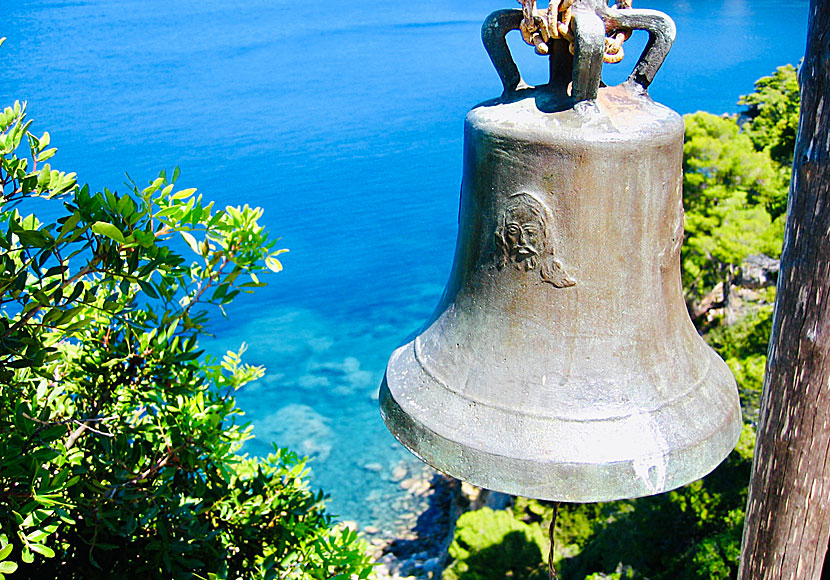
[{"left": 1, "top": 0, "right": 809, "bottom": 532}]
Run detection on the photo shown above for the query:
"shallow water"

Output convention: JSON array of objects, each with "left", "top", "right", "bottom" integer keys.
[{"left": 0, "top": 0, "right": 809, "bottom": 531}]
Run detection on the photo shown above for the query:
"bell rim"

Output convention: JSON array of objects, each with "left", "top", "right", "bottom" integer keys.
[{"left": 379, "top": 343, "right": 743, "bottom": 503}]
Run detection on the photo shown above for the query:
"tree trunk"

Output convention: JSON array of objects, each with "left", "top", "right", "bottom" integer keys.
[{"left": 738, "top": 2, "right": 830, "bottom": 578}]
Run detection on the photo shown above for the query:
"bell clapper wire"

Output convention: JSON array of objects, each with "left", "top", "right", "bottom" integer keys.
[
  {"left": 517, "top": 0, "right": 634, "bottom": 62},
  {"left": 548, "top": 501, "right": 560, "bottom": 580}
]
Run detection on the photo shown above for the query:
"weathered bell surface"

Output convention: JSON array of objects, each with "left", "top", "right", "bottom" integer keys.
[{"left": 379, "top": 1, "right": 742, "bottom": 503}]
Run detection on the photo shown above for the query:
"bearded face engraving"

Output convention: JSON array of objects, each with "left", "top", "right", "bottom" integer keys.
[
  {"left": 503, "top": 205, "right": 543, "bottom": 270},
  {"left": 495, "top": 192, "right": 575, "bottom": 288}
]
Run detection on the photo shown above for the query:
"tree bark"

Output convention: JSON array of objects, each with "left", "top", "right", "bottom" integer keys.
[{"left": 738, "top": 2, "right": 830, "bottom": 578}]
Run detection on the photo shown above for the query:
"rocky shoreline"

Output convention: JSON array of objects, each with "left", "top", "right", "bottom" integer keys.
[{"left": 344, "top": 461, "right": 512, "bottom": 579}]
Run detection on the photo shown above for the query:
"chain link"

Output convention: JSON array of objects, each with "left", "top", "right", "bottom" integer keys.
[{"left": 518, "top": 0, "right": 633, "bottom": 62}]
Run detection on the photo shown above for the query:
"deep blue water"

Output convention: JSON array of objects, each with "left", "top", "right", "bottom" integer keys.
[{"left": 1, "top": 0, "right": 809, "bottom": 531}]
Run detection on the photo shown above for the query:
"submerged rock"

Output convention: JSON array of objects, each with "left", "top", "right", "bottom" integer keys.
[
  {"left": 392, "top": 464, "right": 409, "bottom": 482},
  {"left": 257, "top": 404, "right": 333, "bottom": 461}
]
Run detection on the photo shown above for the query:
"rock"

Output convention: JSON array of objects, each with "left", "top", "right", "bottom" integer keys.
[
  {"left": 485, "top": 491, "right": 513, "bottom": 510},
  {"left": 460, "top": 481, "right": 481, "bottom": 502},
  {"left": 363, "top": 462, "right": 384, "bottom": 473},
  {"left": 409, "top": 479, "right": 431, "bottom": 496},
  {"left": 422, "top": 557, "right": 443, "bottom": 577},
  {"left": 256, "top": 404, "right": 333, "bottom": 461},
  {"left": 391, "top": 464, "right": 408, "bottom": 482},
  {"left": 361, "top": 473, "right": 461, "bottom": 580},
  {"left": 398, "top": 558, "right": 421, "bottom": 576},
  {"left": 401, "top": 477, "right": 419, "bottom": 490},
  {"left": 363, "top": 525, "right": 380, "bottom": 534},
  {"left": 738, "top": 253, "right": 780, "bottom": 288}
]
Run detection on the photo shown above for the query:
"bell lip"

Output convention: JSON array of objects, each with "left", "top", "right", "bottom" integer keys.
[{"left": 379, "top": 364, "right": 742, "bottom": 503}]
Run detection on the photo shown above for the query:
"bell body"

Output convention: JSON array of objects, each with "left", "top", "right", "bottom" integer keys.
[{"left": 380, "top": 83, "right": 742, "bottom": 502}]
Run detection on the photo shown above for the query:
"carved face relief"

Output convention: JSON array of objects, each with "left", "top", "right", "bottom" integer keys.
[
  {"left": 503, "top": 204, "right": 543, "bottom": 270},
  {"left": 496, "top": 192, "right": 575, "bottom": 288}
]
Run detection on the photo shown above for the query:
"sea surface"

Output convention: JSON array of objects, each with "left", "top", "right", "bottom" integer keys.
[{"left": 1, "top": 0, "right": 810, "bottom": 532}]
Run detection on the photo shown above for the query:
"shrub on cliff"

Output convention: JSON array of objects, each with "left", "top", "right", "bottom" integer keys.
[
  {"left": 0, "top": 96, "right": 373, "bottom": 579},
  {"left": 443, "top": 508, "right": 548, "bottom": 580}
]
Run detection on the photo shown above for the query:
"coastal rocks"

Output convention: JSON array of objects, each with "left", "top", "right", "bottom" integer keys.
[
  {"left": 365, "top": 465, "right": 463, "bottom": 580},
  {"left": 400, "top": 477, "right": 431, "bottom": 496},
  {"left": 460, "top": 481, "right": 513, "bottom": 511},
  {"left": 737, "top": 253, "right": 780, "bottom": 288},
  {"left": 392, "top": 465, "right": 409, "bottom": 482},
  {"left": 362, "top": 463, "right": 522, "bottom": 580}
]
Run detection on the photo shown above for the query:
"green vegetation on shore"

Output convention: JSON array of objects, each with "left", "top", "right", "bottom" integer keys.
[
  {"left": 0, "top": 95, "right": 373, "bottom": 578},
  {"left": 443, "top": 64, "right": 799, "bottom": 580}
]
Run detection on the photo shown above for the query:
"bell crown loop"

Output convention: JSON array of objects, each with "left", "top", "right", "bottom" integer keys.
[{"left": 482, "top": 1, "right": 676, "bottom": 103}]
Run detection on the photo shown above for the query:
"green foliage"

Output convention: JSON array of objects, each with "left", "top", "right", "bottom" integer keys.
[
  {"left": 443, "top": 508, "right": 548, "bottom": 580},
  {"left": 739, "top": 64, "right": 800, "bottom": 169},
  {"left": 0, "top": 101, "right": 373, "bottom": 579},
  {"left": 682, "top": 63, "right": 798, "bottom": 304},
  {"left": 707, "top": 304, "right": 774, "bottom": 423},
  {"left": 584, "top": 564, "right": 637, "bottom": 580},
  {"left": 681, "top": 112, "right": 786, "bottom": 301}
]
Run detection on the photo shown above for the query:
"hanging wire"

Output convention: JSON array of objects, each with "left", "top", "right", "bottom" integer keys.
[{"left": 548, "top": 501, "right": 560, "bottom": 580}]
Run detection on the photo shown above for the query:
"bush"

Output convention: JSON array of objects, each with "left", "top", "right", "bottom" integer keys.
[
  {"left": 0, "top": 100, "right": 373, "bottom": 579},
  {"left": 443, "top": 508, "right": 548, "bottom": 580},
  {"left": 706, "top": 304, "right": 774, "bottom": 423}
]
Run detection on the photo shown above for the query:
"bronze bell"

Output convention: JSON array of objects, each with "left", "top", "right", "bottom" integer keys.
[{"left": 379, "top": 1, "right": 742, "bottom": 503}]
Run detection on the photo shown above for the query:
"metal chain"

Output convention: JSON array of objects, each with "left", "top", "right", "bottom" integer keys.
[
  {"left": 518, "top": 0, "right": 574, "bottom": 55},
  {"left": 518, "top": 0, "right": 633, "bottom": 62},
  {"left": 548, "top": 502, "right": 560, "bottom": 580}
]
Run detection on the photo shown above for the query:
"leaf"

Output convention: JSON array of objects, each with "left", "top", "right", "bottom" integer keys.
[
  {"left": 265, "top": 256, "right": 283, "bottom": 273},
  {"left": 16, "top": 229, "right": 48, "bottom": 248},
  {"left": 29, "top": 544, "right": 55, "bottom": 558},
  {"left": 90, "top": 221, "right": 125, "bottom": 244},
  {"left": 137, "top": 279, "right": 159, "bottom": 299},
  {"left": 58, "top": 211, "right": 81, "bottom": 240},
  {"left": 180, "top": 231, "right": 201, "bottom": 254},
  {"left": 0, "top": 562, "right": 18, "bottom": 574},
  {"left": 0, "top": 545, "right": 11, "bottom": 561},
  {"left": 66, "top": 281, "right": 85, "bottom": 304},
  {"left": 37, "top": 148, "right": 57, "bottom": 162},
  {"left": 171, "top": 188, "right": 197, "bottom": 200}
]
